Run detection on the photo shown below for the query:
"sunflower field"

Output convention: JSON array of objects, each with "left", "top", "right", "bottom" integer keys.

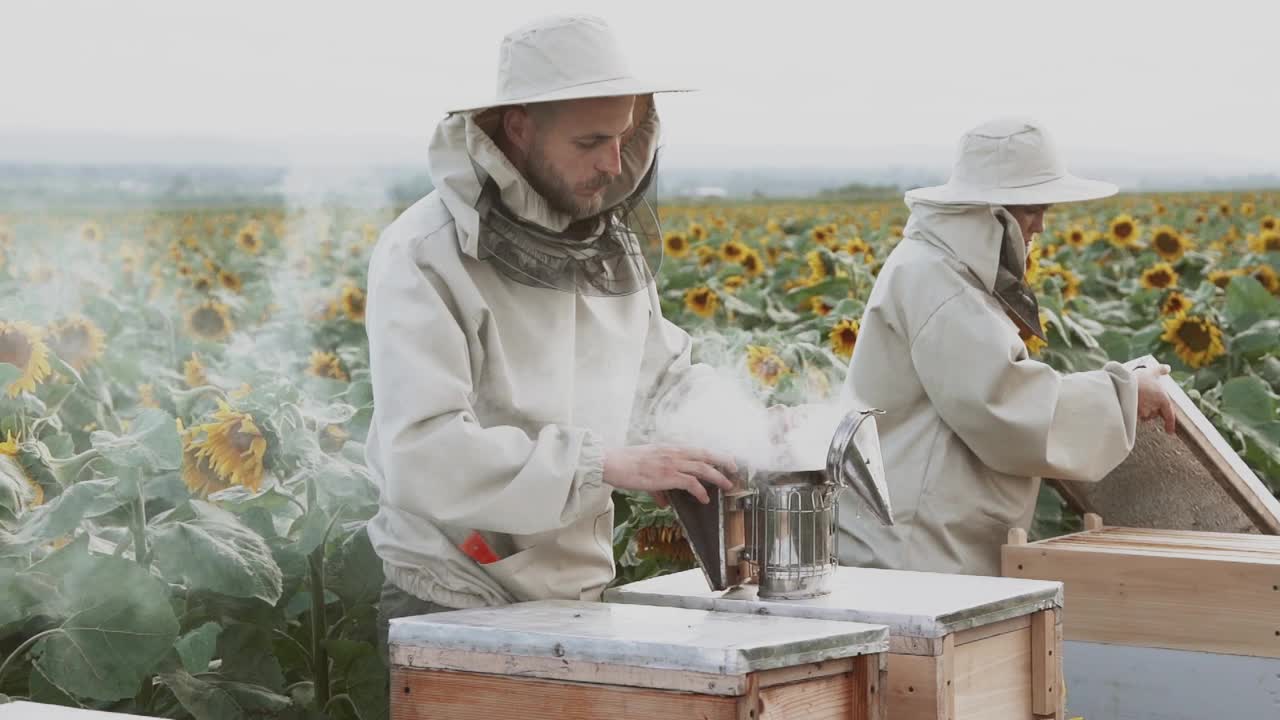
[{"left": 0, "top": 189, "right": 1277, "bottom": 719}]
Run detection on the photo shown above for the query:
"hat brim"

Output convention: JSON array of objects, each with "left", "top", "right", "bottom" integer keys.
[
  {"left": 446, "top": 77, "right": 694, "bottom": 115},
  {"left": 905, "top": 173, "right": 1118, "bottom": 206}
]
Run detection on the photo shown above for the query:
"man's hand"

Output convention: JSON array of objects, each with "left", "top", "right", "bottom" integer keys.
[
  {"left": 1135, "top": 364, "right": 1177, "bottom": 434},
  {"left": 603, "top": 445, "right": 737, "bottom": 504}
]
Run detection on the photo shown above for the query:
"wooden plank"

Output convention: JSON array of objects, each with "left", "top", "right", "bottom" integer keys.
[
  {"left": 953, "top": 615, "right": 1031, "bottom": 647},
  {"left": 1003, "top": 542, "right": 1280, "bottom": 657},
  {"left": 390, "top": 667, "right": 737, "bottom": 720},
  {"left": 1083, "top": 513, "right": 1104, "bottom": 530},
  {"left": 390, "top": 646, "right": 746, "bottom": 695},
  {"left": 758, "top": 672, "right": 855, "bottom": 719},
  {"left": 885, "top": 652, "right": 942, "bottom": 719},
  {"left": 939, "top": 634, "right": 956, "bottom": 720},
  {"left": 851, "top": 653, "right": 888, "bottom": 720},
  {"left": 1031, "top": 610, "right": 1060, "bottom": 718},
  {"left": 754, "top": 658, "right": 854, "bottom": 689},
  {"left": 1048, "top": 355, "right": 1280, "bottom": 536},
  {"left": 1008, "top": 527, "right": 1028, "bottom": 545},
  {"left": 889, "top": 634, "right": 943, "bottom": 656},
  {"left": 953, "top": 626, "right": 1033, "bottom": 720},
  {"left": 739, "top": 672, "right": 761, "bottom": 720}
]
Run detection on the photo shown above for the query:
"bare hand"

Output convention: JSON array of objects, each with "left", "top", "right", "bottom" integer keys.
[
  {"left": 603, "top": 445, "right": 737, "bottom": 504},
  {"left": 1135, "top": 364, "right": 1177, "bottom": 434}
]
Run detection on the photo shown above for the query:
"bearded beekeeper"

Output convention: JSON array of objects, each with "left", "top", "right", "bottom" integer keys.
[
  {"left": 838, "top": 118, "right": 1177, "bottom": 577},
  {"left": 363, "top": 15, "right": 740, "bottom": 657}
]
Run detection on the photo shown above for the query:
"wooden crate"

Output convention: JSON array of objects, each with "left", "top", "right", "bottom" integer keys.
[
  {"left": 389, "top": 599, "right": 889, "bottom": 720},
  {"left": 606, "top": 566, "right": 1066, "bottom": 719},
  {"left": 1003, "top": 516, "right": 1280, "bottom": 720}
]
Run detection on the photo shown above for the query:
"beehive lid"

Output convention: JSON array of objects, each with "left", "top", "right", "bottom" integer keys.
[
  {"left": 389, "top": 599, "right": 887, "bottom": 685},
  {"left": 0, "top": 703, "right": 153, "bottom": 720},
  {"left": 1049, "top": 356, "right": 1280, "bottom": 535},
  {"left": 1026, "top": 525, "right": 1280, "bottom": 561},
  {"left": 605, "top": 567, "right": 1061, "bottom": 649}
]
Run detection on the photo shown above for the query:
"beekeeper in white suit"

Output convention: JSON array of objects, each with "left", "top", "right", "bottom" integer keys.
[
  {"left": 839, "top": 118, "right": 1177, "bottom": 577},
  {"left": 363, "top": 15, "right": 740, "bottom": 658}
]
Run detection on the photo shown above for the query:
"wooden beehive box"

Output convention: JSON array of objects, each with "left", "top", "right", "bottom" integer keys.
[
  {"left": 607, "top": 567, "right": 1067, "bottom": 719},
  {"left": 1048, "top": 355, "right": 1280, "bottom": 534},
  {"left": 0, "top": 703, "right": 153, "bottom": 719},
  {"left": 389, "top": 599, "right": 890, "bottom": 720},
  {"left": 1004, "top": 517, "right": 1280, "bottom": 720}
]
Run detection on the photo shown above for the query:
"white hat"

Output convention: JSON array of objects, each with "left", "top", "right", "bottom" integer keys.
[
  {"left": 447, "top": 14, "right": 691, "bottom": 114},
  {"left": 906, "top": 117, "right": 1118, "bottom": 206}
]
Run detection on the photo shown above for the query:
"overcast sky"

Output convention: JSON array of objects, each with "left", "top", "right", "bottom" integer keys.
[{"left": 4, "top": 0, "right": 1278, "bottom": 172}]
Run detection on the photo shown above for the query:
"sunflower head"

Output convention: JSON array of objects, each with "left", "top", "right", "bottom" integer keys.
[
  {"left": 218, "top": 269, "right": 243, "bottom": 293},
  {"left": 1208, "top": 269, "right": 1244, "bottom": 289},
  {"left": 739, "top": 248, "right": 765, "bottom": 278},
  {"left": 683, "top": 286, "right": 719, "bottom": 319},
  {"left": 746, "top": 345, "right": 789, "bottom": 386},
  {"left": 719, "top": 240, "right": 748, "bottom": 264},
  {"left": 1151, "top": 226, "right": 1191, "bottom": 262},
  {"left": 189, "top": 401, "right": 268, "bottom": 493},
  {"left": 340, "top": 284, "right": 366, "bottom": 323},
  {"left": 48, "top": 315, "right": 107, "bottom": 372},
  {"left": 663, "top": 232, "right": 690, "bottom": 259},
  {"left": 236, "top": 225, "right": 263, "bottom": 255},
  {"left": 1241, "top": 202, "right": 1256, "bottom": 217},
  {"left": 178, "top": 419, "right": 229, "bottom": 498},
  {"left": 1160, "top": 291, "right": 1192, "bottom": 316},
  {"left": 1261, "top": 216, "right": 1278, "bottom": 233},
  {"left": 809, "top": 225, "right": 838, "bottom": 249},
  {"left": 1251, "top": 265, "right": 1280, "bottom": 295},
  {"left": 0, "top": 322, "right": 52, "bottom": 398},
  {"left": 1160, "top": 313, "right": 1226, "bottom": 369},
  {"left": 1139, "top": 262, "right": 1179, "bottom": 290},
  {"left": 810, "top": 296, "right": 834, "bottom": 316},
  {"left": 183, "top": 353, "right": 208, "bottom": 388},
  {"left": 185, "top": 300, "right": 234, "bottom": 342},
  {"left": 829, "top": 318, "right": 859, "bottom": 360},
  {"left": 805, "top": 249, "right": 829, "bottom": 285},
  {"left": 1108, "top": 214, "right": 1140, "bottom": 248},
  {"left": 694, "top": 245, "right": 716, "bottom": 268},
  {"left": 79, "top": 222, "right": 102, "bottom": 243},
  {"left": 307, "top": 350, "right": 349, "bottom": 382},
  {"left": 634, "top": 522, "right": 695, "bottom": 564},
  {"left": 1248, "top": 231, "right": 1280, "bottom": 255},
  {"left": 318, "top": 424, "right": 351, "bottom": 453},
  {"left": 192, "top": 275, "right": 214, "bottom": 293},
  {"left": 688, "top": 223, "right": 708, "bottom": 242}
]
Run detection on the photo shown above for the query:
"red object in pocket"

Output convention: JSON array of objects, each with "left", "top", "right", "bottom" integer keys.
[{"left": 459, "top": 531, "right": 500, "bottom": 565}]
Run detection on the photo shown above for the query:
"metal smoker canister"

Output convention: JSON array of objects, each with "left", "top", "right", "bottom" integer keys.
[{"left": 667, "top": 408, "right": 895, "bottom": 601}]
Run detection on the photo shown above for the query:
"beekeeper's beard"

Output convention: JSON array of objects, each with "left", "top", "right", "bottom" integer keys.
[{"left": 524, "top": 140, "right": 614, "bottom": 222}]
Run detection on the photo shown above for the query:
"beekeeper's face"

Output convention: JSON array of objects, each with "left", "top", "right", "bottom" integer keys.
[
  {"left": 503, "top": 95, "right": 636, "bottom": 220},
  {"left": 1005, "top": 204, "right": 1052, "bottom": 246}
]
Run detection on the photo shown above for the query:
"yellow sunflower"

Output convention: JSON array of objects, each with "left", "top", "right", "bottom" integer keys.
[
  {"left": 722, "top": 275, "right": 746, "bottom": 294},
  {"left": 719, "top": 240, "right": 748, "bottom": 264},
  {"left": 236, "top": 225, "right": 263, "bottom": 255},
  {"left": 184, "top": 300, "right": 234, "bottom": 342},
  {"left": 740, "top": 248, "right": 765, "bottom": 278},
  {"left": 810, "top": 297, "right": 834, "bottom": 316},
  {"left": 1161, "top": 313, "right": 1226, "bottom": 368},
  {"left": 1019, "top": 311, "right": 1051, "bottom": 356},
  {"left": 47, "top": 315, "right": 107, "bottom": 371},
  {"left": 178, "top": 418, "right": 229, "bottom": 498},
  {"left": 190, "top": 401, "right": 267, "bottom": 493},
  {"left": 1139, "top": 263, "right": 1179, "bottom": 290},
  {"left": 829, "top": 318, "right": 859, "bottom": 360},
  {"left": 1260, "top": 216, "right": 1278, "bottom": 233},
  {"left": 688, "top": 223, "right": 708, "bottom": 242},
  {"left": 746, "top": 345, "right": 789, "bottom": 386},
  {"left": 1208, "top": 269, "right": 1244, "bottom": 289},
  {"left": 1150, "top": 226, "right": 1191, "bottom": 262},
  {"left": 809, "top": 224, "right": 839, "bottom": 250},
  {"left": 1, "top": 432, "right": 42, "bottom": 507},
  {"left": 1108, "top": 215, "right": 1140, "bottom": 249},
  {"left": 1251, "top": 265, "right": 1279, "bottom": 295},
  {"left": 805, "top": 250, "right": 829, "bottom": 285},
  {"left": 192, "top": 275, "right": 213, "bottom": 293},
  {"left": 1041, "top": 265, "right": 1081, "bottom": 300},
  {"left": 684, "top": 286, "right": 719, "bottom": 318},
  {"left": 340, "top": 284, "right": 366, "bottom": 323},
  {"left": 79, "top": 222, "right": 102, "bottom": 243},
  {"left": 183, "top": 353, "right": 208, "bottom": 388},
  {"left": 694, "top": 245, "right": 716, "bottom": 268},
  {"left": 1160, "top": 291, "right": 1192, "bottom": 316},
  {"left": 1241, "top": 202, "right": 1256, "bottom": 217},
  {"left": 662, "top": 232, "right": 690, "bottom": 259},
  {"left": 218, "top": 269, "right": 243, "bottom": 293},
  {"left": 1248, "top": 231, "right": 1280, "bottom": 254},
  {"left": 0, "top": 321, "right": 52, "bottom": 397},
  {"left": 307, "top": 350, "right": 349, "bottom": 382}
]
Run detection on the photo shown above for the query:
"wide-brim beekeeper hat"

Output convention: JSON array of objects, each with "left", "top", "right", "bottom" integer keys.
[
  {"left": 446, "top": 14, "right": 692, "bottom": 114},
  {"left": 906, "top": 117, "right": 1118, "bottom": 206}
]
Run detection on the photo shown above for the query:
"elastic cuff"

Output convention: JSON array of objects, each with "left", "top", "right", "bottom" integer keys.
[{"left": 576, "top": 431, "right": 606, "bottom": 491}]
